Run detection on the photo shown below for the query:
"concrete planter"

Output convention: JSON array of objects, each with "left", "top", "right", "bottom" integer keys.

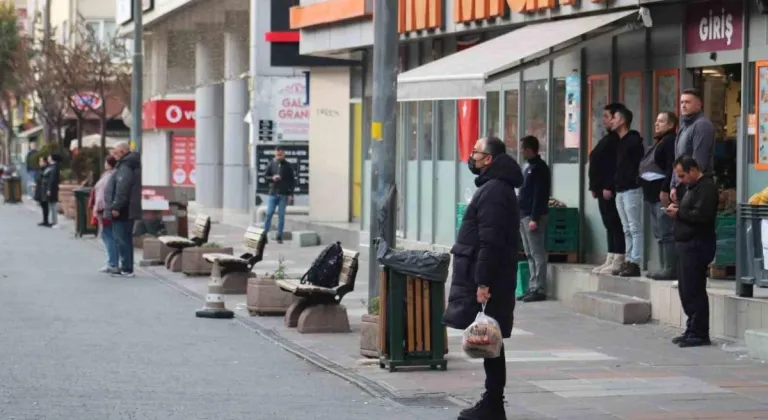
[
  {"left": 360, "top": 314, "right": 379, "bottom": 358},
  {"left": 181, "top": 247, "right": 233, "bottom": 276},
  {"left": 59, "top": 183, "right": 78, "bottom": 218},
  {"left": 141, "top": 237, "right": 170, "bottom": 265},
  {"left": 247, "top": 275, "right": 297, "bottom": 316}
]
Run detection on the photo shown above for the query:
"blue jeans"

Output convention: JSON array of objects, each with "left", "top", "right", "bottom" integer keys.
[
  {"left": 647, "top": 200, "right": 674, "bottom": 245},
  {"left": 616, "top": 188, "right": 644, "bottom": 264},
  {"left": 113, "top": 220, "right": 135, "bottom": 273},
  {"left": 263, "top": 194, "right": 288, "bottom": 238},
  {"left": 101, "top": 222, "right": 119, "bottom": 269}
]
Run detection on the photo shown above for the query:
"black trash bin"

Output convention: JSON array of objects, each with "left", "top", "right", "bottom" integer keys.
[
  {"left": 74, "top": 187, "right": 97, "bottom": 237},
  {"left": 376, "top": 241, "right": 450, "bottom": 372},
  {"left": 2, "top": 175, "right": 22, "bottom": 204}
]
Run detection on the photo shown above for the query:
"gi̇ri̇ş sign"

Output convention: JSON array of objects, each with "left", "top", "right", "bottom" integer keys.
[{"left": 272, "top": 77, "right": 309, "bottom": 141}]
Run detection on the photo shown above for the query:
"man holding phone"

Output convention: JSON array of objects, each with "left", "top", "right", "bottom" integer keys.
[{"left": 262, "top": 147, "right": 296, "bottom": 244}]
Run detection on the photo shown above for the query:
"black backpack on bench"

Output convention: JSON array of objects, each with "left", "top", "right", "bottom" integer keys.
[{"left": 300, "top": 241, "right": 344, "bottom": 289}]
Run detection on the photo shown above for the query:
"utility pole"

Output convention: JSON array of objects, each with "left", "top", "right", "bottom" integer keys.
[
  {"left": 41, "top": 0, "right": 51, "bottom": 143},
  {"left": 367, "top": 0, "right": 398, "bottom": 302},
  {"left": 131, "top": 0, "right": 143, "bottom": 154}
]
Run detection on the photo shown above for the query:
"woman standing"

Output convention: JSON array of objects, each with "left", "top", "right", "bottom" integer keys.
[
  {"left": 639, "top": 112, "right": 678, "bottom": 280},
  {"left": 34, "top": 156, "right": 49, "bottom": 226},
  {"left": 93, "top": 156, "right": 119, "bottom": 273},
  {"left": 43, "top": 153, "right": 62, "bottom": 229}
]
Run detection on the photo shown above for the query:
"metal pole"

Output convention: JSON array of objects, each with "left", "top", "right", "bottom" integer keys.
[
  {"left": 368, "top": 0, "right": 398, "bottom": 302},
  {"left": 736, "top": 0, "right": 751, "bottom": 298},
  {"left": 248, "top": 0, "right": 259, "bottom": 224},
  {"left": 131, "top": 0, "right": 144, "bottom": 154},
  {"left": 41, "top": 0, "right": 51, "bottom": 143}
]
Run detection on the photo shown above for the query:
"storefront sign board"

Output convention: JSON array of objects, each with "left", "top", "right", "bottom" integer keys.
[
  {"left": 142, "top": 99, "right": 196, "bottom": 131},
  {"left": 170, "top": 134, "right": 196, "bottom": 187},
  {"left": 272, "top": 77, "right": 310, "bottom": 141},
  {"left": 685, "top": 0, "right": 743, "bottom": 53},
  {"left": 564, "top": 74, "right": 580, "bottom": 149}
]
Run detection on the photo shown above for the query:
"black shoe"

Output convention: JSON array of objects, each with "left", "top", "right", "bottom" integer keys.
[
  {"left": 458, "top": 393, "right": 506, "bottom": 420},
  {"left": 677, "top": 336, "right": 711, "bottom": 348},
  {"left": 516, "top": 291, "right": 531, "bottom": 302},
  {"left": 276, "top": 237, "right": 283, "bottom": 244},
  {"left": 671, "top": 333, "right": 688, "bottom": 345},
  {"left": 522, "top": 290, "right": 546, "bottom": 303},
  {"left": 38, "top": 222, "right": 50, "bottom": 227},
  {"left": 619, "top": 262, "right": 641, "bottom": 277}
]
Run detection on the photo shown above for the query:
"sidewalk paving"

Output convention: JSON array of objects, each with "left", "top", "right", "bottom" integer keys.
[{"left": 23, "top": 199, "right": 768, "bottom": 419}]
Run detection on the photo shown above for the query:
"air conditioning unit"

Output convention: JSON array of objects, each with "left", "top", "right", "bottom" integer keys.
[{"left": 757, "top": 0, "right": 768, "bottom": 14}]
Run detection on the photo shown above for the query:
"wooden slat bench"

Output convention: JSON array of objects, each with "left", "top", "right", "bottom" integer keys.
[
  {"left": 202, "top": 226, "right": 267, "bottom": 294},
  {"left": 157, "top": 214, "right": 211, "bottom": 272},
  {"left": 277, "top": 247, "right": 359, "bottom": 334}
]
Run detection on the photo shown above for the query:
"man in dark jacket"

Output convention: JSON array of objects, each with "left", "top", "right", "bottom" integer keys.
[
  {"left": 610, "top": 107, "right": 645, "bottom": 277},
  {"left": 665, "top": 156, "right": 718, "bottom": 348},
  {"left": 105, "top": 142, "right": 142, "bottom": 278},
  {"left": 443, "top": 136, "right": 523, "bottom": 420},
  {"left": 262, "top": 147, "right": 296, "bottom": 243},
  {"left": 588, "top": 103, "right": 626, "bottom": 275},
  {"left": 43, "top": 153, "right": 62, "bottom": 229},
  {"left": 516, "top": 135, "right": 551, "bottom": 303}
]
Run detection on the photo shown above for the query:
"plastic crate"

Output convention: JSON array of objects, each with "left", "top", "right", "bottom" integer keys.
[
  {"left": 456, "top": 203, "right": 467, "bottom": 234},
  {"left": 547, "top": 207, "right": 579, "bottom": 223},
  {"left": 546, "top": 237, "right": 579, "bottom": 252},
  {"left": 516, "top": 261, "right": 529, "bottom": 297}
]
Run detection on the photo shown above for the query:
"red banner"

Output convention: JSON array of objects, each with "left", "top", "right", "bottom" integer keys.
[
  {"left": 170, "top": 134, "right": 196, "bottom": 187},
  {"left": 456, "top": 37, "right": 480, "bottom": 162}
]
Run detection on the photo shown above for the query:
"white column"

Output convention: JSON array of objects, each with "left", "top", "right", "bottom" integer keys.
[
  {"left": 222, "top": 30, "right": 250, "bottom": 213},
  {"left": 195, "top": 34, "right": 224, "bottom": 209}
]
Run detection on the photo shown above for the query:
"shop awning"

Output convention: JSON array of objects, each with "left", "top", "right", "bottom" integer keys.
[
  {"left": 16, "top": 125, "right": 42, "bottom": 139},
  {"left": 397, "top": 8, "right": 652, "bottom": 101}
]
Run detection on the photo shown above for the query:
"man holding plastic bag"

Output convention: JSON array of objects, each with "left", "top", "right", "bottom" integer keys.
[{"left": 443, "top": 136, "right": 523, "bottom": 420}]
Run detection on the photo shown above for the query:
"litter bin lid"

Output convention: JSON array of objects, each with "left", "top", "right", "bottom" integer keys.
[{"left": 376, "top": 240, "right": 450, "bottom": 283}]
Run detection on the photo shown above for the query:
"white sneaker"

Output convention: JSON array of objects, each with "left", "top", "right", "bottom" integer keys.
[
  {"left": 50, "top": 224, "right": 60, "bottom": 229},
  {"left": 111, "top": 271, "right": 135, "bottom": 278},
  {"left": 98, "top": 266, "right": 110, "bottom": 273},
  {"left": 592, "top": 254, "right": 614, "bottom": 273},
  {"left": 600, "top": 254, "right": 625, "bottom": 274}
]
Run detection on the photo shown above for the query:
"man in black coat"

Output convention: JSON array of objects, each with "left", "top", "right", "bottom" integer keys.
[
  {"left": 443, "top": 136, "right": 523, "bottom": 420},
  {"left": 43, "top": 153, "right": 62, "bottom": 229},
  {"left": 105, "top": 142, "right": 142, "bottom": 278},
  {"left": 262, "top": 147, "right": 296, "bottom": 244}
]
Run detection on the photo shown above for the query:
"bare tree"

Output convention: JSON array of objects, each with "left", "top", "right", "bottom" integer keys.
[{"left": 0, "top": 3, "right": 32, "bottom": 165}]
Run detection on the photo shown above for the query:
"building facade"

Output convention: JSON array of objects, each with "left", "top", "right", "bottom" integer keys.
[{"left": 292, "top": 0, "right": 765, "bottom": 274}]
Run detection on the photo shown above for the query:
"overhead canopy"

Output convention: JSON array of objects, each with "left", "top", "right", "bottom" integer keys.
[
  {"left": 17, "top": 125, "right": 43, "bottom": 140},
  {"left": 397, "top": 8, "right": 652, "bottom": 101}
]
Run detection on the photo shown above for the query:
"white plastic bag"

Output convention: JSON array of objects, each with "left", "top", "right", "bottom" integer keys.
[{"left": 461, "top": 304, "right": 503, "bottom": 359}]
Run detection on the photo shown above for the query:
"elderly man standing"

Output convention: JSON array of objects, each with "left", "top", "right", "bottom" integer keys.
[
  {"left": 670, "top": 88, "right": 715, "bottom": 203},
  {"left": 443, "top": 136, "right": 523, "bottom": 420},
  {"left": 104, "top": 142, "right": 142, "bottom": 278}
]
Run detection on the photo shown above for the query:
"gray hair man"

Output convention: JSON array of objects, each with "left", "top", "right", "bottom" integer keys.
[
  {"left": 670, "top": 89, "right": 715, "bottom": 203},
  {"left": 104, "top": 141, "right": 142, "bottom": 277}
]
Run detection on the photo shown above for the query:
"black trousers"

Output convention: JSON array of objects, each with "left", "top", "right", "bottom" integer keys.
[
  {"left": 40, "top": 201, "right": 49, "bottom": 224},
  {"left": 676, "top": 238, "right": 716, "bottom": 339},
  {"left": 484, "top": 344, "right": 506, "bottom": 398},
  {"left": 597, "top": 196, "right": 625, "bottom": 254}
]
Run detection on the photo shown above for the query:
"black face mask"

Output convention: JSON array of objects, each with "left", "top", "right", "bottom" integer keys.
[{"left": 467, "top": 157, "right": 482, "bottom": 175}]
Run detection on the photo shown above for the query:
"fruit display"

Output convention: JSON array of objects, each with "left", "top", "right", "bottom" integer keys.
[
  {"left": 548, "top": 198, "right": 567, "bottom": 208},
  {"left": 462, "top": 311, "right": 503, "bottom": 359},
  {"left": 748, "top": 187, "right": 768, "bottom": 205}
]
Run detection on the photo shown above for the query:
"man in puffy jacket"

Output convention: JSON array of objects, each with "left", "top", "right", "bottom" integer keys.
[
  {"left": 262, "top": 147, "right": 296, "bottom": 243},
  {"left": 104, "top": 142, "right": 142, "bottom": 278},
  {"left": 443, "top": 136, "right": 523, "bottom": 420}
]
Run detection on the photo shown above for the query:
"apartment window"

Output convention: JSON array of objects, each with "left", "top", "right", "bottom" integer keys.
[{"left": 85, "top": 19, "right": 116, "bottom": 46}]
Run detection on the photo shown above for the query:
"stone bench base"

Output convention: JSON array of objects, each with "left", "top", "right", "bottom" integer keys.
[
  {"left": 246, "top": 276, "right": 297, "bottom": 315},
  {"left": 182, "top": 247, "right": 233, "bottom": 276},
  {"left": 284, "top": 299, "right": 350, "bottom": 334},
  {"left": 142, "top": 237, "right": 171, "bottom": 266},
  {"left": 165, "top": 252, "right": 183, "bottom": 272},
  {"left": 222, "top": 271, "right": 251, "bottom": 294}
]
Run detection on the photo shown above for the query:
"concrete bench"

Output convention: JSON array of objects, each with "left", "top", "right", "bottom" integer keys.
[
  {"left": 277, "top": 247, "right": 359, "bottom": 333},
  {"left": 203, "top": 226, "right": 267, "bottom": 294},
  {"left": 157, "top": 214, "right": 211, "bottom": 272}
]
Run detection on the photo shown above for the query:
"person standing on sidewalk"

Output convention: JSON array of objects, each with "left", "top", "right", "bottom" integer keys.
[
  {"left": 105, "top": 142, "right": 142, "bottom": 278},
  {"left": 25, "top": 141, "right": 38, "bottom": 198},
  {"left": 516, "top": 135, "right": 551, "bottom": 303},
  {"left": 665, "top": 156, "right": 718, "bottom": 347},
  {"left": 589, "top": 103, "right": 626, "bottom": 275},
  {"left": 93, "top": 156, "right": 118, "bottom": 274},
  {"left": 671, "top": 89, "right": 715, "bottom": 203},
  {"left": 43, "top": 153, "right": 62, "bottom": 229},
  {"left": 262, "top": 147, "right": 295, "bottom": 244},
  {"left": 443, "top": 136, "right": 523, "bottom": 420},
  {"left": 640, "top": 112, "right": 678, "bottom": 280},
  {"left": 34, "top": 155, "right": 49, "bottom": 227}
]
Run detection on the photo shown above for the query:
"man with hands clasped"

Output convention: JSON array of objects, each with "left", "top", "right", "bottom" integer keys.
[{"left": 443, "top": 136, "right": 523, "bottom": 420}]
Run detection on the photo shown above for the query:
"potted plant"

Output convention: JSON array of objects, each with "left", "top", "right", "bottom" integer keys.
[
  {"left": 360, "top": 297, "right": 380, "bottom": 358},
  {"left": 181, "top": 242, "right": 234, "bottom": 276},
  {"left": 247, "top": 255, "right": 298, "bottom": 316}
]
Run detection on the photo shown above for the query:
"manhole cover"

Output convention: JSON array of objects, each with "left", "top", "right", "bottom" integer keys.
[{"left": 391, "top": 396, "right": 461, "bottom": 408}]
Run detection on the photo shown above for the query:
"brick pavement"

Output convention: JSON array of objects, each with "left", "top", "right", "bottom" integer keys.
[{"left": 27, "top": 201, "right": 768, "bottom": 419}]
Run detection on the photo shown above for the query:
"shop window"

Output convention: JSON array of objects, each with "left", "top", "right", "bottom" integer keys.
[
  {"left": 553, "top": 78, "right": 578, "bottom": 163},
  {"left": 405, "top": 102, "right": 419, "bottom": 239},
  {"left": 486, "top": 91, "right": 500, "bottom": 138},
  {"left": 653, "top": 69, "right": 679, "bottom": 117},
  {"left": 435, "top": 101, "right": 456, "bottom": 245},
  {"left": 755, "top": 61, "right": 768, "bottom": 169},
  {"left": 395, "top": 103, "right": 404, "bottom": 234},
  {"left": 620, "top": 72, "right": 643, "bottom": 133},
  {"left": 504, "top": 89, "right": 519, "bottom": 159},
  {"left": 419, "top": 102, "right": 434, "bottom": 242},
  {"left": 438, "top": 101, "right": 456, "bottom": 161},
  {"left": 588, "top": 74, "right": 610, "bottom": 151},
  {"left": 524, "top": 79, "right": 548, "bottom": 161}
]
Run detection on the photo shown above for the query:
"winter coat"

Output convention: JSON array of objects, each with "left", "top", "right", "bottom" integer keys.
[
  {"left": 614, "top": 130, "right": 645, "bottom": 193},
  {"left": 588, "top": 131, "right": 619, "bottom": 194},
  {"left": 93, "top": 170, "right": 114, "bottom": 215},
  {"left": 264, "top": 158, "right": 297, "bottom": 196},
  {"left": 442, "top": 153, "right": 524, "bottom": 339},
  {"left": 33, "top": 165, "right": 47, "bottom": 202},
  {"left": 105, "top": 152, "right": 142, "bottom": 221},
  {"left": 42, "top": 162, "right": 60, "bottom": 202}
]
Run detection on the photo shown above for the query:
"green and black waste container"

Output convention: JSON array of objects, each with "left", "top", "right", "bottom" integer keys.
[
  {"left": 2, "top": 175, "right": 22, "bottom": 204},
  {"left": 74, "top": 187, "right": 97, "bottom": 237},
  {"left": 377, "top": 242, "right": 450, "bottom": 372}
]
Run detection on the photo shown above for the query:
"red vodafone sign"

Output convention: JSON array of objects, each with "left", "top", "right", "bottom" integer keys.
[{"left": 142, "top": 99, "right": 195, "bottom": 130}]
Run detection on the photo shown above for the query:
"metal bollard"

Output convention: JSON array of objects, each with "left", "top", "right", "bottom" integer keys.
[{"left": 195, "top": 261, "right": 234, "bottom": 319}]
